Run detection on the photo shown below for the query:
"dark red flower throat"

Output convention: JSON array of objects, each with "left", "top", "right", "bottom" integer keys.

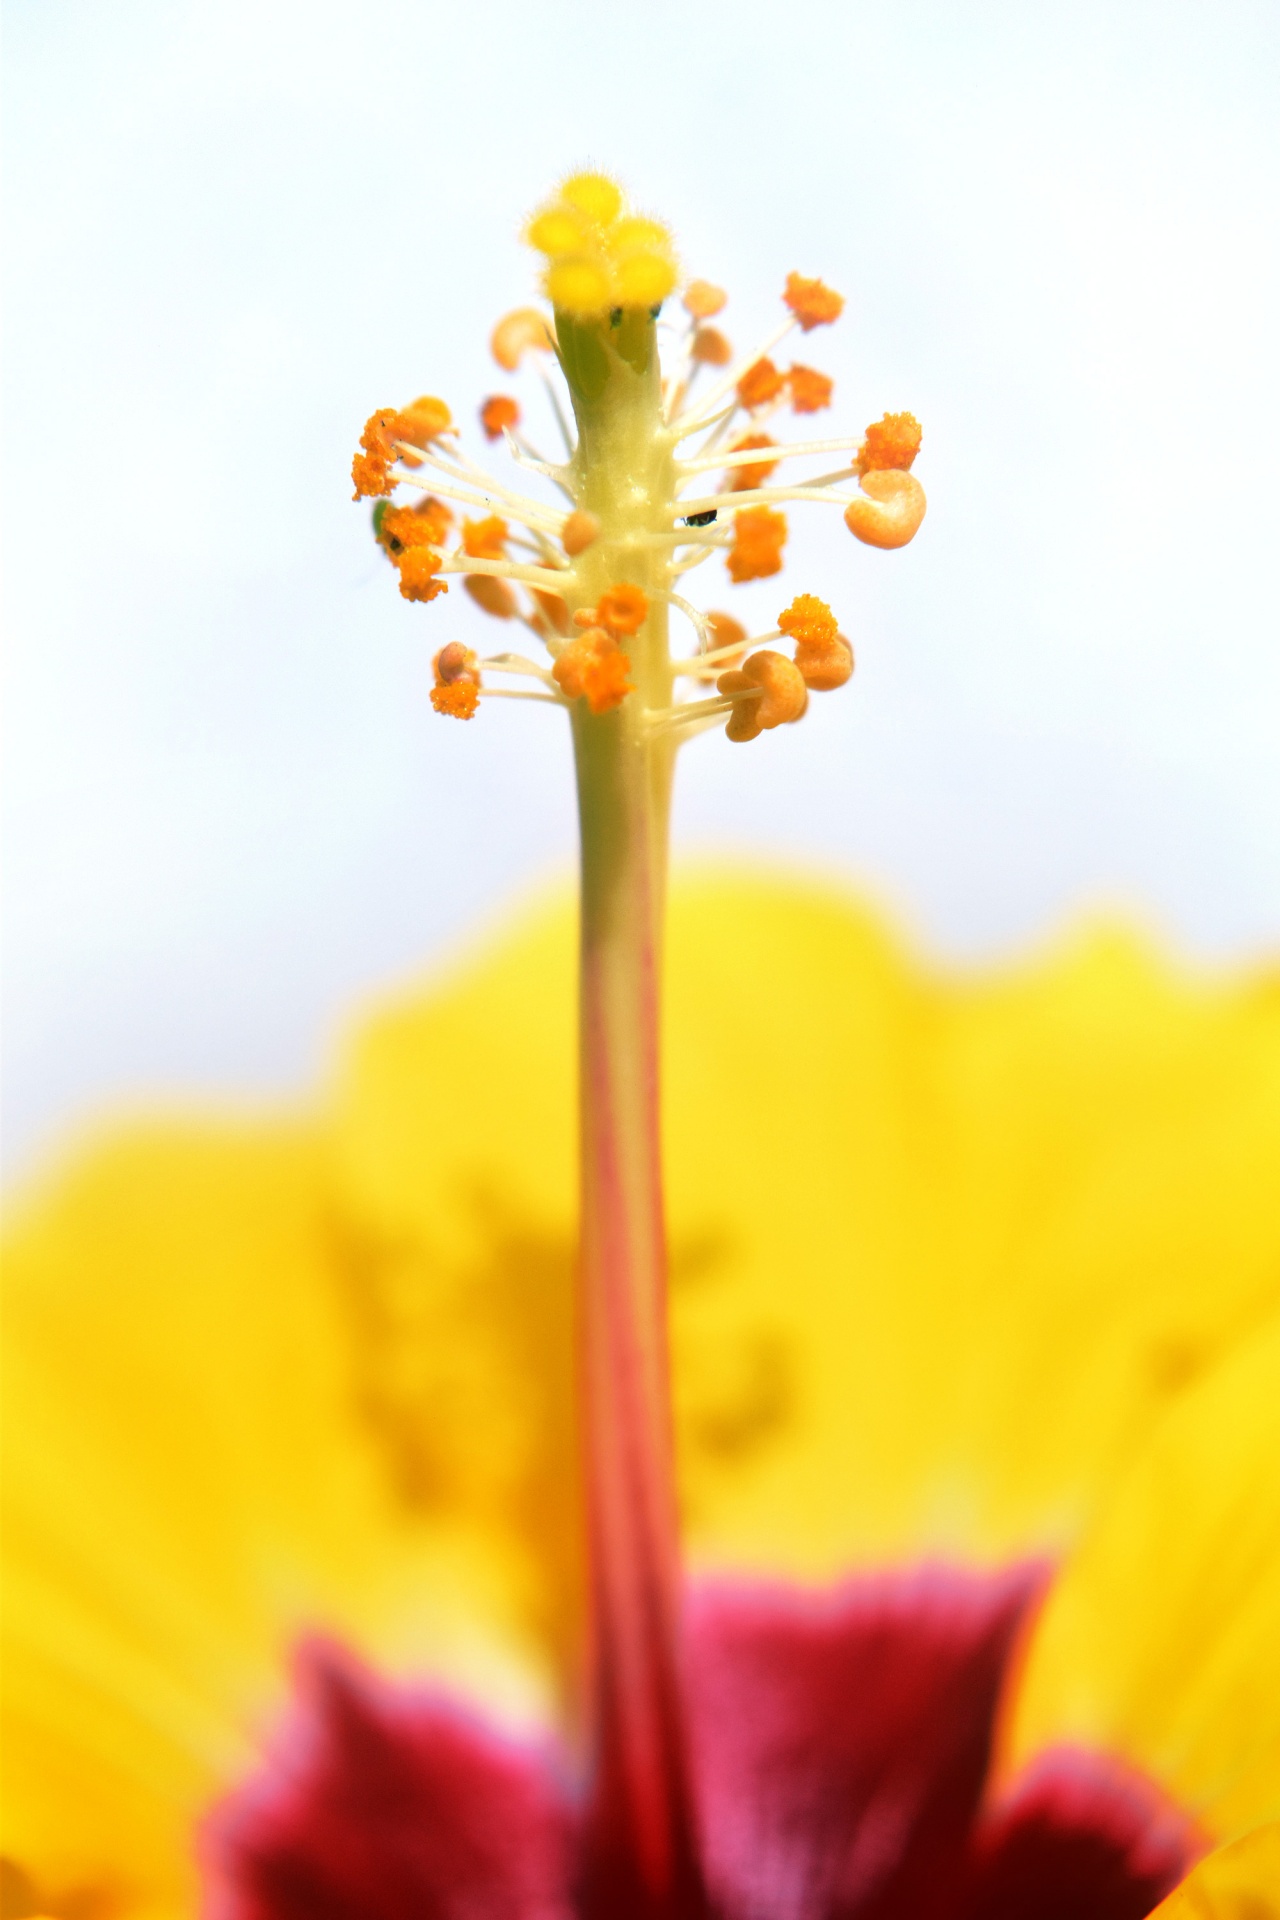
[{"left": 207, "top": 1562, "right": 1193, "bottom": 1920}]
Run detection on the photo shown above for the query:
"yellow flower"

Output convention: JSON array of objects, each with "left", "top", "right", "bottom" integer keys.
[{"left": 3, "top": 873, "right": 1279, "bottom": 1916}]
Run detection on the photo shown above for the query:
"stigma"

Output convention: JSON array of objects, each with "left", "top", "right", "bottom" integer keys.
[{"left": 350, "top": 169, "right": 925, "bottom": 746}]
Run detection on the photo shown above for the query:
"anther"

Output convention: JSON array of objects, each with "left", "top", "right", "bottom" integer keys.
[
  {"left": 397, "top": 547, "right": 448, "bottom": 603},
  {"left": 844, "top": 470, "right": 927, "bottom": 550},
  {"left": 480, "top": 395, "right": 521, "bottom": 441},
  {"left": 491, "top": 308, "right": 557, "bottom": 371},
  {"left": 703, "top": 610, "right": 748, "bottom": 669},
  {"left": 593, "top": 583, "right": 649, "bottom": 637},
  {"left": 737, "top": 358, "right": 786, "bottom": 411},
  {"left": 727, "top": 506, "right": 788, "bottom": 582},
  {"left": 782, "top": 273, "right": 845, "bottom": 331},
  {"left": 562, "top": 510, "right": 602, "bottom": 557},
  {"left": 552, "top": 627, "right": 634, "bottom": 714},
  {"left": 466, "top": 575, "right": 519, "bottom": 619},
  {"left": 858, "top": 412, "right": 923, "bottom": 473},
  {"left": 691, "top": 326, "right": 732, "bottom": 367},
  {"left": 717, "top": 650, "right": 807, "bottom": 742},
  {"left": 683, "top": 281, "right": 727, "bottom": 319},
  {"left": 723, "top": 434, "right": 778, "bottom": 492},
  {"left": 788, "top": 365, "right": 834, "bottom": 414}
]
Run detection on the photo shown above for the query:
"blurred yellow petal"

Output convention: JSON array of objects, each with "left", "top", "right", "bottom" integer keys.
[
  {"left": 5, "top": 871, "right": 1280, "bottom": 1908},
  {"left": 1, "top": 1127, "right": 554, "bottom": 1913},
  {"left": 335, "top": 869, "right": 1280, "bottom": 1580},
  {"left": 1011, "top": 1319, "right": 1280, "bottom": 1839},
  {"left": 1151, "top": 1823, "right": 1280, "bottom": 1917}
]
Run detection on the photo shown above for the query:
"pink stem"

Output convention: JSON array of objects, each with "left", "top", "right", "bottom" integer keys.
[{"left": 572, "top": 712, "right": 707, "bottom": 1920}]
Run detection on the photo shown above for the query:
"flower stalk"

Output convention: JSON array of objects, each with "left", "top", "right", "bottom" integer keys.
[{"left": 561, "top": 306, "right": 706, "bottom": 1918}]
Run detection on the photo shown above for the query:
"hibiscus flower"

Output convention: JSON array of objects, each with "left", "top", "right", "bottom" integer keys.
[{"left": 4, "top": 173, "right": 1279, "bottom": 1919}]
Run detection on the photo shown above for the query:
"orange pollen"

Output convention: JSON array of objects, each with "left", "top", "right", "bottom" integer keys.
[
  {"left": 691, "top": 326, "right": 732, "bottom": 367},
  {"left": 683, "top": 279, "right": 727, "bottom": 319},
  {"left": 412, "top": 495, "right": 454, "bottom": 545},
  {"left": 430, "top": 680, "right": 480, "bottom": 720},
  {"left": 727, "top": 506, "right": 788, "bottom": 583},
  {"left": 461, "top": 515, "right": 509, "bottom": 561},
  {"left": 777, "top": 592, "right": 838, "bottom": 651},
  {"left": 593, "top": 582, "right": 649, "bottom": 637},
  {"left": 724, "top": 433, "right": 779, "bottom": 492},
  {"left": 480, "top": 395, "right": 521, "bottom": 441},
  {"left": 552, "top": 628, "right": 634, "bottom": 714},
  {"left": 788, "top": 364, "right": 834, "bottom": 414},
  {"left": 395, "top": 548, "right": 448, "bottom": 603},
  {"left": 859, "top": 411, "right": 923, "bottom": 473},
  {"left": 737, "top": 357, "right": 786, "bottom": 411},
  {"left": 378, "top": 506, "right": 443, "bottom": 558},
  {"left": 783, "top": 272, "right": 844, "bottom": 330}
]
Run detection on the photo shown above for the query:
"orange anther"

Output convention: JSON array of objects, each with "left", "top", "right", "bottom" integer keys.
[
  {"left": 594, "top": 583, "right": 648, "bottom": 637},
  {"left": 783, "top": 272, "right": 844, "bottom": 331},
  {"left": 412, "top": 495, "right": 454, "bottom": 545},
  {"left": 552, "top": 627, "right": 634, "bottom": 714},
  {"left": 737, "top": 357, "right": 786, "bottom": 411},
  {"left": 490, "top": 307, "right": 556, "bottom": 371},
  {"left": 727, "top": 506, "right": 788, "bottom": 582},
  {"left": 683, "top": 280, "right": 727, "bottom": 319},
  {"left": 397, "top": 396, "right": 453, "bottom": 447},
  {"left": 352, "top": 408, "right": 400, "bottom": 499},
  {"left": 777, "top": 593, "right": 838, "bottom": 651},
  {"left": 788, "top": 364, "right": 834, "bottom": 414},
  {"left": 844, "top": 469, "right": 927, "bottom": 550},
  {"left": 532, "top": 589, "right": 573, "bottom": 637},
  {"left": 704, "top": 610, "right": 748, "bottom": 667},
  {"left": 377, "top": 506, "right": 443, "bottom": 558},
  {"left": 724, "top": 433, "right": 779, "bottom": 492},
  {"left": 796, "top": 634, "right": 853, "bottom": 691},
  {"left": 434, "top": 642, "right": 479, "bottom": 686},
  {"left": 396, "top": 548, "right": 449, "bottom": 602},
  {"left": 465, "top": 575, "right": 518, "bottom": 619},
  {"left": 561, "top": 510, "right": 601, "bottom": 556},
  {"left": 859, "top": 411, "right": 923, "bottom": 473},
  {"left": 717, "top": 649, "right": 808, "bottom": 742},
  {"left": 480, "top": 395, "right": 521, "bottom": 441},
  {"left": 461, "top": 515, "right": 509, "bottom": 561},
  {"left": 430, "top": 680, "right": 480, "bottom": 719},
  {"left": 691, "top": 326, "right": 732, "bottom": 367}
]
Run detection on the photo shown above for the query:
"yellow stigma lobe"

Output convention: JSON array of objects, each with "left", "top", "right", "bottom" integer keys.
[{"left": 526, "top": 172, "right": 678, "bottom": 317}]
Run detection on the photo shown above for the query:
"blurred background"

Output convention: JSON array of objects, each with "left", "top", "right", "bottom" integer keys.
[{"left": 3, "top": 0, "right": 1278, "bottom": 1186}]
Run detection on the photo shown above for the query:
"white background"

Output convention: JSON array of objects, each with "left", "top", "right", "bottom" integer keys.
[{"left": 3, "top": 0, "right": 1278, "bottom": 1183}]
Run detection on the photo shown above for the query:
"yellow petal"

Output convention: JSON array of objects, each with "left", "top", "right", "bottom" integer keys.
[
  {"left": 1, "top": 1125, "right": 552, "bottom": 1911},
  {"left": 1150, "top": 1823, "right": 1280, "bottom": 1917},
  {"left": 6, "top": 871, "right": 1280, "bottom": 1907},
  {"left": 1011, "top": 1318, "right": 1280, "bottom": 1838}
]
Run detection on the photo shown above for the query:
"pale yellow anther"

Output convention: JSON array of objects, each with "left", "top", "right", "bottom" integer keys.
[
  {"left": 490, "top": 308, "right": 556, "bottom": 371},
  {"left": 684, "top": 280, "right": 727, "bottom": 319},
  {"left": 562, "top": 510, "right": 602, "bottom": 557},
  {"left": 843, "top": 469, "right": 927, "bottom": 550}
]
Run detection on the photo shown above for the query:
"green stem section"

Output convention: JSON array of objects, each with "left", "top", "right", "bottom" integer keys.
[{"left": 559, "top": 309, "right": 707, "bottom": 1920}]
